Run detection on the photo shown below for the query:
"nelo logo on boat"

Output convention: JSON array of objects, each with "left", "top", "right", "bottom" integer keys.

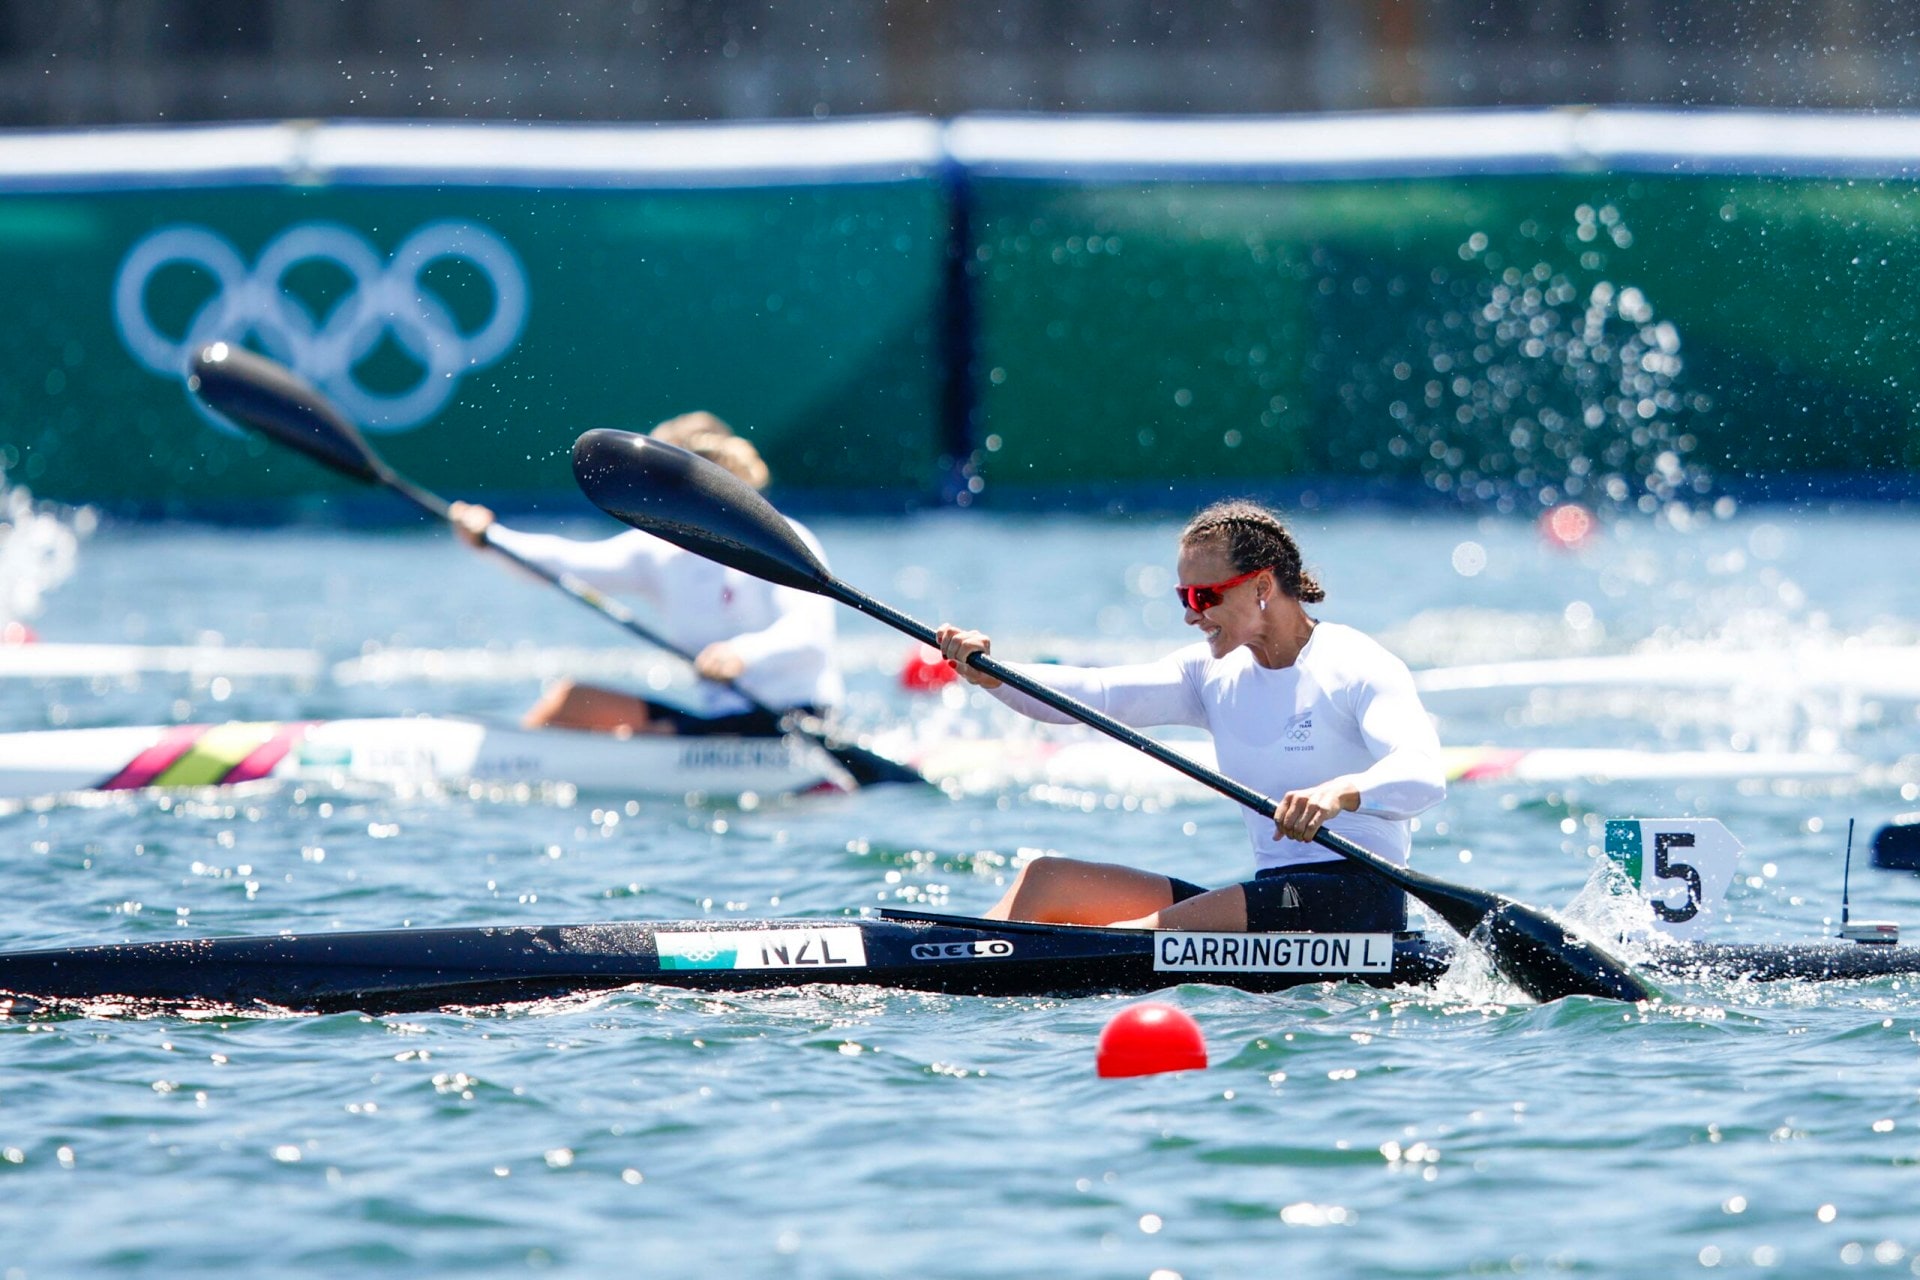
[{"left": 910, "top": 940, "right": 1015, "bottom": 962}]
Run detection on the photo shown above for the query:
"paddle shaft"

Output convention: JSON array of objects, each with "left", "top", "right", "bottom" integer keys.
[
  {"left": 363, "top": 457, "right": 723, "bottom": 676},
  {"left": 818, "top": 578, "right": 1476, "bottom": 904},
  {"left": 816, "top": 578, "right": 1656, "bottom": 1000},
  {"left": 565, "top": 426, "right": 1657, "bottom": 1000},
  {"left": 397, "top": 464, "right": 927, "bottom": 783},
  {"left": 186, "top": 345, "right": 919, "bottom": 785}
]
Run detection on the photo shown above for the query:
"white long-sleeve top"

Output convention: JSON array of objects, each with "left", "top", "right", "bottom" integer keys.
[
  {"left": 485, "top": 521, "right": 845, "bottom": 718},
  {"left": 984, "top": 622, "right": 1445, "bottom": 871}
]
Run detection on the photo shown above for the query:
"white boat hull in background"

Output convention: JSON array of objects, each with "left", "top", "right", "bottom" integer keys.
[
  {"left": 0, "top": 717, "right": 853, "bottom": 802},
  {"left": 5, "top": 638, "right": 1916, "bottom": 702},
  {"left": 882, "top": 732, "right": 1863, "bottom": 799},
  {"left": 0, "top": 715, "right": 1865, "bottom": 806},
  {"left": 1412, "top": 647, "right": 1920, "bottom": 701},
  {"left": 0, "top": 641, "right": 323, "bottom": 681}
]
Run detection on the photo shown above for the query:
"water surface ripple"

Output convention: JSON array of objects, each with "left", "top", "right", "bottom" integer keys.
[{"left": 4, "top": 510, "right": 1920, "bottom": 1277}]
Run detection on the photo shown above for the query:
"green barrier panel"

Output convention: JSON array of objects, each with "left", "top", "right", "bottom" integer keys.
[
  {"left": 968, "top": 170, "right": 1920, "bottom": 505},
  {"left": 0, "top": 147, "right": 948, "bottom": 513},
  {"left": 12, "top": 113, "right": 1920, "bottom": 516}
]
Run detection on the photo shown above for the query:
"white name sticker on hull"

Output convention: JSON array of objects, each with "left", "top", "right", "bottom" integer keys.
[
  {"left": 656, "top": 927, "right": 868, "bottom": 972},
  {"left": 676, "top": 742, "right": 794, "bottom": 771},
  {"left": 1154, "top": 932, "right": 1394, "bottom": 974}
]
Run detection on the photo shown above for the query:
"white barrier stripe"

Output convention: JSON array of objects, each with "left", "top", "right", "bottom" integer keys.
[{"left": 6, "top": 110, "right": 1920, "bottom": 190}]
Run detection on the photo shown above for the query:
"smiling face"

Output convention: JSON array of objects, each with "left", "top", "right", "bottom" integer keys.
[{"left": 1176, "top": 538, "right": 1270, "bottom": 658}]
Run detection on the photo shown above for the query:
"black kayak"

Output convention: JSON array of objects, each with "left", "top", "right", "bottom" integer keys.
[{"left": 1, "top": 909, "right": 1916, "bottom": 1015}]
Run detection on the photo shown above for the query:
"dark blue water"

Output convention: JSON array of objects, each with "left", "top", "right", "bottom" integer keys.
[{"left": 4, "top": 506, "right": 1920, "bottom": 1277}]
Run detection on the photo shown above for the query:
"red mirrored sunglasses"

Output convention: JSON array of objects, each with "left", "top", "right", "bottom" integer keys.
[{"left": 1174, "top": 566, "right": 1266, "bottom": 612}]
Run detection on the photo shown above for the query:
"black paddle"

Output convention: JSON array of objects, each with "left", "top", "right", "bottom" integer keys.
[
  {"left": 185, "top": 342, "right": 922, "bottom": 789},
  {"left": 571, "top": 426, "right": 1658, "bottom": 1004},
  {"left": 1873, "top": 820, "right": 1920, "bottom": 872}
]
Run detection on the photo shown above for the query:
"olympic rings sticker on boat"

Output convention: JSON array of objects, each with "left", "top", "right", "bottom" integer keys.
[
  {"left": 113, "top": 220, "right": 529, "bottom": 434},
  {"left": 656, "top": 927, "right": 868, "bottom": 971}
]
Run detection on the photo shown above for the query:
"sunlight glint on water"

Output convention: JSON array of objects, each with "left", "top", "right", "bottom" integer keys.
[{"left": 0, "top": 506, "right": 1917, "bottom": 1277}]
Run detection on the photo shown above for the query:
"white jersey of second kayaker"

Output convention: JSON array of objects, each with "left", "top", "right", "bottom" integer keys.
[
  {"left": 983, "top": 621, "right": 1444, "bottom": 871},
  {"left": 485, "top": 521, "right": 844, "bottom": 718}
]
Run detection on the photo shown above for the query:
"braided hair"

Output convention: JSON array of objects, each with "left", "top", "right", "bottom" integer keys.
[{"left": 1180, "top": 500, "right": 1326, "bottom": 603}]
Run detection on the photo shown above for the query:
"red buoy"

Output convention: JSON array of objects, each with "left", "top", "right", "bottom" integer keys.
[
  {"left": 898, "top": 643, "right": 959, "bottom": 692},
  {"left": 1538, "top": 503, "right": 1596, "bottom": 550},
  {"left": 0, "top": 621, "right": 36, "bottom": 645},
  {"left": 1096, "top": 1002, "right": 1208, "bottom": 1077}
]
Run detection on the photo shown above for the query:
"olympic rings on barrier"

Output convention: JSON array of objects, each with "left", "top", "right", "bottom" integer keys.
[{"left": 113, "top": 220, "right": 529, "bottom": 434}]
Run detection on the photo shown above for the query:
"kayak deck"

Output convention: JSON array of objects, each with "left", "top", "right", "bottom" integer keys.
[
  {"left": 4, "top": 909, "right": 1920, "bottom": 1016},
  {"left": 0, "top": 911, "right": 1443, "bottom": 1013}
]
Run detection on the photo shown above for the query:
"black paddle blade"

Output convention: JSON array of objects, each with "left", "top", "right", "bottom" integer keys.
[
  {"left": 1873, "top": 821, "right": 1920, "bottom": 871},
  {"left": 569, "top": 424, "right": 1651, "bottom": 998},
  {"left": 830, "top": 747, "right": 925, "bottom": 788},
  {"left": 783, "top": 721, "right": 925, "bottom": 790},
  {"left": 188, "top": 343, "right": 382, "bottom": 485},
  {"left": 572, "top": 429, "right": 828, "bottom": 594},
  {"left": 1375, "top": 856, "right": 1504, "bottom": 939},
  {"left": 1368, "top": 854, "right": 1654, "bottom": 1002},
  {"left": 1485, "top": 900, "right": 1659, "bottom": 1003}
]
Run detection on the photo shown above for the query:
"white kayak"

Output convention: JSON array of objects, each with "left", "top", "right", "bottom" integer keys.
[
  {"left": 0, "top": 717, "right": 854, "bottom": 801},
  {"left": 0, "top": 641, "right": 323, "bottom": 681},
  {"left": 1436, "top": 745, "right": 1861, "bottom": 783},
  {"left": 0, "top": 716, "right": 1864, "bottom": 806},
  {"left": 1413, "top": 646, "right": 1920, "bottom": 701},
  {"left": 886, "top": 733, "right": 1863, "bottom": 799}
]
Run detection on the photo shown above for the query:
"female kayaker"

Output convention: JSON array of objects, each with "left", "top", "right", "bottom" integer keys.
[
  {"left": 935, "top": 499, "right": 1444, "bottom": 932},
  {"left": 450, "top": 413, "right": 843, "bottom": 736}
]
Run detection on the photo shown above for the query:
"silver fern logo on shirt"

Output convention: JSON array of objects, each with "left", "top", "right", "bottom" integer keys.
[{"left": 1284, "top": 713, "right": 1314, "bottom": 750}]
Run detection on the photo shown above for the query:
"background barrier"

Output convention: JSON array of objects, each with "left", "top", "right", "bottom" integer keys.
[
  {"left": 0, "top": 119, "right": 951, "bottom": 515},
  {"left": 3, "top": 110, "right": 1917, "bottom": 516},
  {"left": 953, "top": 111, "right": 1920, "bottom": 509}
]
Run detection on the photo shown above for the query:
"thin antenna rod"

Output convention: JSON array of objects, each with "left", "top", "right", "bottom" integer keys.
[{"left": 1842, "top": 818, "right": 1856, "bottom": 930}]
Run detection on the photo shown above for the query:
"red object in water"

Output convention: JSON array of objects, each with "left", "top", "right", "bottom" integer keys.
[
  {"left": 898, "top": 643, "right": 958, "bottom": 692},
  {"left": 1538, "top": 503, "right": 1597, "bottom": 550},
  {"left": 0, "top": 621, "right": 36, "bottom": 645},
  {"left": 1095, "top": 1002, "right": 1209, "bottom": 1078}
]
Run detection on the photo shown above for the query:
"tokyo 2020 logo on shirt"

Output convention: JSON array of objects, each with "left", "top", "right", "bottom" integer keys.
[{"left": 113, "top": 220, "right": 529, "bottom": 433}]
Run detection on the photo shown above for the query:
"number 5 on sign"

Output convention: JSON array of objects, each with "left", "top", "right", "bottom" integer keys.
[{"left": 1604, "top": 819, "right": 1742, "bottom": 941}]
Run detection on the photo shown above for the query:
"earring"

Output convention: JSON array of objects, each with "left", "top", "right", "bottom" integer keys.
[{"left": 1258, "top": 596, "right": 1267, "bottom": 612}]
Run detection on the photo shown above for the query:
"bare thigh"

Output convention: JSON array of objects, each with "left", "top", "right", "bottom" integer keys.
[
  {"left": 1114, "top": 884, "right": 1249, "bottom": 931},
  {"left": 984, "top": 856, "right": 1179, "bottom": 925},
  {"left": 523, "top": 681, "right": 664, "bottom": 735}
]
